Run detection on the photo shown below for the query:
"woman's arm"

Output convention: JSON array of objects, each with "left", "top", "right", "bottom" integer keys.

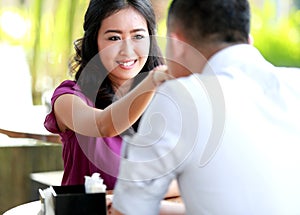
[
  {"left": 54, "top": 66, "right": 170, "bottom": 137},
  {"left": 164, "top": 179, "right": 180, "bottom": 198},
  {"left": 159, "top": 201, "right": 185, "bottom": 215},
  {"left": 111, "top": 200, "right": 185, "bottom": 215}
]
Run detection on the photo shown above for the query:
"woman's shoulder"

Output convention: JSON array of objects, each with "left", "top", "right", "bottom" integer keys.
[
  {"left": 52, "top": 79, "right": 94, "bottom": 106},
  {"left": 52, "top": 80, "right": 84, "bottom": 99},
  {"left": 54, "top": 80, "right": 77, "bottom": 94}
]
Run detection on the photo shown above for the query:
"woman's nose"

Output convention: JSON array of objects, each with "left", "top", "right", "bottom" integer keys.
[{"left": 119, "top": 39, "right": 134, "bottom": 56}]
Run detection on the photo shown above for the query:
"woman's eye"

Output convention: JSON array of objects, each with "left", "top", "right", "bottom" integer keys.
[
  {"left": 108, "top": 36, "right": 121, "bottom": 41},
  {"left": 133, "top": 35, "right": 145, "bottom": 40}
]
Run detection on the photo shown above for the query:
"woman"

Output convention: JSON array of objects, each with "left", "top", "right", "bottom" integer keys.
[{"left": 44, "top": 0, "right": 171, "bottom": 190}]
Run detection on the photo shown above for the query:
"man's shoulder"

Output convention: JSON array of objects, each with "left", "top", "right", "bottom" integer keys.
[
  {"left": 154, "top": 74, "right": 213, "bottom": 109},
  {"left": 275, "top": 67, "right": 300, "bottom": 84},
  {"left": 276, "top": 67, "right": 300, "bottom": 75},
  {"left": 159, "top": 74, "right": 202, "bottom": 91}
]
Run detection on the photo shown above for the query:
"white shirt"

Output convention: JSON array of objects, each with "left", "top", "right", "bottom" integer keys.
[{"left": 113, "top": 44, "right": 300, "bottom": 215}]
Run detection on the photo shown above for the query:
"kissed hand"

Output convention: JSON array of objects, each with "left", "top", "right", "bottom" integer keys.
[{"left": 150, "top": 65, "right": 173, "bottom": 87}]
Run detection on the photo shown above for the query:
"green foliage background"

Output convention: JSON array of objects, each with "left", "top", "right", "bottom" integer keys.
[
  {"left": 0, "top": 0, "right": 87, "bottom": 104},
  {"left": 251, "top": 1, "right": 300, "bottom": 67}
]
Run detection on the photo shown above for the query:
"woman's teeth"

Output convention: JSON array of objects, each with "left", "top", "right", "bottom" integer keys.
[{"left": 119, "top": 60, "right": 135, "bottom": 67}]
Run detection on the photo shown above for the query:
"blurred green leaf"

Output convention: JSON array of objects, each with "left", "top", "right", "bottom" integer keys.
[{"left": 251, "top": 1, "right": 300, "bottom": 67}]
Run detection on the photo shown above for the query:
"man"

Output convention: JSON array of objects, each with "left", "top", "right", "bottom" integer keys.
[{"left": 112, "top": 0, "right": 300, "bottom": 214}]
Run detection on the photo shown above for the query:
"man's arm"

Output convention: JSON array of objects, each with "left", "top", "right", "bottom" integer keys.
[
  {"left": 111, "top": 81, "right": 186, "bottom": 215},
  {"left": 111, "top": 202, "right": 185, "bottom": 215}
]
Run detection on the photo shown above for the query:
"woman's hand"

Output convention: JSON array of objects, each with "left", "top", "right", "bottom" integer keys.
[
  {"left": 106, "top": 194, "right": 113, "bottom": 214},
  {"left": 150, "top": 65, "right": 173, "bottom": 87}
]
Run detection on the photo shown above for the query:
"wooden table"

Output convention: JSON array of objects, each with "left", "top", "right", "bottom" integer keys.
[
  {"left": 3, "top": 201, "right": 42, "bottom": 215},
  {"left": 30, "top": 171, "right": 64, "bottom": 186},
  {"left": 0, "top": 127, "right": 60, "bottom": 143},
  {"left": 4, "top": 197, "right": 183, "bottom": 215},
  {"left": 0, "top": 136, "right": 63, "bottom": 214},
  {"left": 0, "top": 105, "right": 60, "bottom": 143}
]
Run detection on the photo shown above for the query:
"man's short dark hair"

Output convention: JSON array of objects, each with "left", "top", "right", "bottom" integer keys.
[{"left": 168, "top": 0, "right": 250, "bottom": 45}]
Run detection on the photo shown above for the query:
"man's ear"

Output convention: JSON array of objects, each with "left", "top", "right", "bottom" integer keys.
[
  {"left": 168, "top": 32, "right": 186, "bottom": 59},
  {"left": 248, "top": 34, "right": 254, "bottom": 45},
  {"left": 166, "top": 31, "right": 193, "bottom": 78}
]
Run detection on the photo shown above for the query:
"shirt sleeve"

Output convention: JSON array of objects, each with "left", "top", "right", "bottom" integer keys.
[
  {"left": 44, "top": 80, "right": 75, "bottom": 133},
  {"left": 113, "top": 78, "right": 200, "bottom": 214},
  {"left": 44, "top": 80, "right": 92, "bottom": 134}
]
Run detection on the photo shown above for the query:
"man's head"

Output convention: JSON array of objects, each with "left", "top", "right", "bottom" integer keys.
[
  {"left": 165, "top": 0, "right": 251, "bottom": 77},
  {"left": 167, "top": 0, "right": 250, "bottom": 47}
]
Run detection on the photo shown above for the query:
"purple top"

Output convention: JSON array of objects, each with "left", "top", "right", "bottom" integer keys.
[{"left": 44, "top": 80, "right": 122, "bottom": 190}]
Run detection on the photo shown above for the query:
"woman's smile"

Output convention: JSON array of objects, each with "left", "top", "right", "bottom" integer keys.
[{"left": 117, "top": 59, "right": 137, "bottom": 70}]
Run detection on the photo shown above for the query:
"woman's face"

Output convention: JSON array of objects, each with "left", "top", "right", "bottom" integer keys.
[{"left": 97, "top": 7, "right": 150, "bottom": 87}]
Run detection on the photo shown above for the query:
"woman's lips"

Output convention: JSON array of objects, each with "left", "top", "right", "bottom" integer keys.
[{"left": 117, "top": 60, "right": 137, "bottom": 69}]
